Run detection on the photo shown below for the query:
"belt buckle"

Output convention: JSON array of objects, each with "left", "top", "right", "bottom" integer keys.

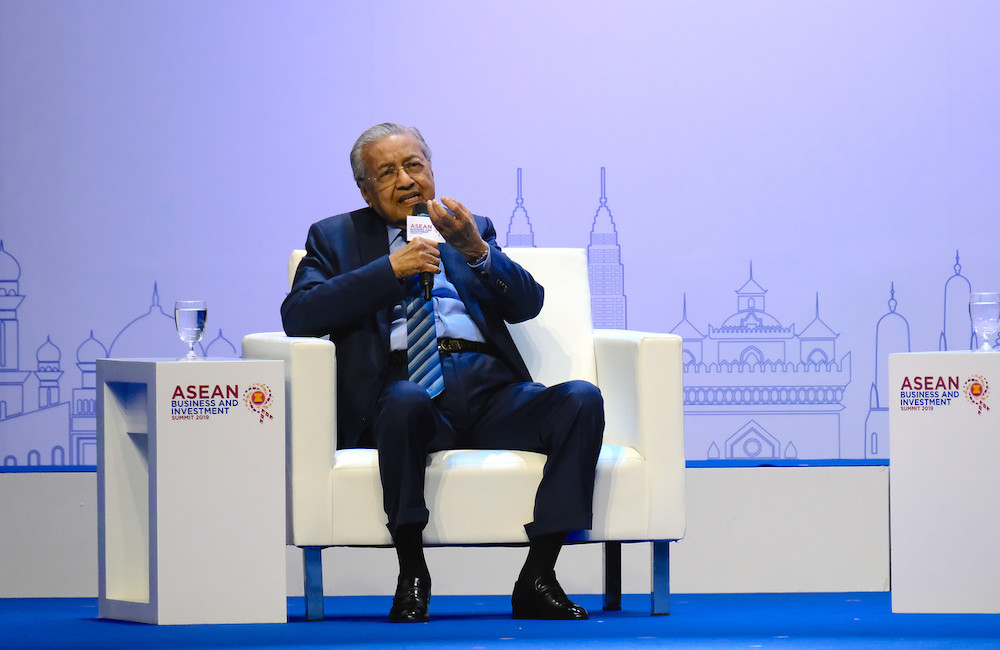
[{"left": 438, "top": 338, "right": 459, "bottom": 353}]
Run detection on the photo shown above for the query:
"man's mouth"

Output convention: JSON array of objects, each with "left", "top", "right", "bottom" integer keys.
[
  {"left": 396, "top": 192, "right": 424, "bottom": 205},
  {"left": 398, "top": 192, "right": 423, "bottom": 205}
]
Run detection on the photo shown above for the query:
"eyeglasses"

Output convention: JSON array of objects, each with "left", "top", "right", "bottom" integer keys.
[{"left": 367, "top": 159, "right": 430, "bottom": 189}]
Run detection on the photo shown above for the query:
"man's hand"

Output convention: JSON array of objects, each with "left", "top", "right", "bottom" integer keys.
[
  {"left": 429, "top": 197, "right": 490, "bottom": 262},
  {"left": 389, "top": 237, "right": 440, "bottom": 279}
]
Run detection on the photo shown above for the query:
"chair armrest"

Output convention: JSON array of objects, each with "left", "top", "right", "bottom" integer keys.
[
  {"left": 594, "top": 329, "right": 686, "bottom": 537},
  {"left": 242, "top": 332, "right": 337, "bottom": 544}
]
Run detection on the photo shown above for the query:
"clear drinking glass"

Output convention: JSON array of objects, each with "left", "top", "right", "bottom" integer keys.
[
  {"left": 174, "top": 300, "right": 207, "bottom": 360},
  {"left": 969, "top": 292, "right": 1000, "bottom": 352}
]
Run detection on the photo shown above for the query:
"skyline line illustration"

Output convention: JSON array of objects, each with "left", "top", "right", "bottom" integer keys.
[{"left": 0, "top": 170, "right": 984, "bottom": 467}]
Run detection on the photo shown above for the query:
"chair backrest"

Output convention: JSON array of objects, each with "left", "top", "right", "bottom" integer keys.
[
  {"left": 503, "top": 248, "right": 597, "bottom": 386},
  {"left": 288, "top": 250, "right": 305, "bottom": 289},
  {"left": 286, "top": 247, "right": 597, "bottom": 386}
]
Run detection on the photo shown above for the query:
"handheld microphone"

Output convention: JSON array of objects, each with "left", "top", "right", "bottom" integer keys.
[{"left": 411, "top": 202, "right": 434, "bottom": 301}]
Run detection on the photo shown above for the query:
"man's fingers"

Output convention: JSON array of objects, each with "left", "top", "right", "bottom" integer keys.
[
  {"left": 408, "top": 238, "right": 440, "bottom": 271},
  {"left": 439, "top": 197, "right": 470, "bottom": 221},
  {"left": 429, "top": 201, "right": 459, "bottom": 234}
]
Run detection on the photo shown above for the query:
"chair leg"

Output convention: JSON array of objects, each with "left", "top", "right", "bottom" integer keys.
[
  {"left": 602, "top": 541, "right": 622, "bottom": 611},
  {"left": 651, "top": 540, "right": 671, "bottom": 616},
  {"left": 302, "top": 546, "right": 325, "bottom": 621}
]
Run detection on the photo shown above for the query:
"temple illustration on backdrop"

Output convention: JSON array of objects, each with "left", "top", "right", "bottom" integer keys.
[
  {"left": 0, "top": 241, "right": 237, "bottom": 467},
  {"left": 673, "top": 264, "right": 853, "bottom": 461}
]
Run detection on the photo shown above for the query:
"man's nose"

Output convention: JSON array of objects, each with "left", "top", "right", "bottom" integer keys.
[{"left": 395, "top": 166, "right": 416, "bottom": 188}]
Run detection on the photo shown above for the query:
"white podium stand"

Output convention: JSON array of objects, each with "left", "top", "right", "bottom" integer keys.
[
  {"left": 97, "top": 358, "right": 286, "bottom": 624},
  {"left": 889, "top": 351, "right": 1000, "bottom": 613}
]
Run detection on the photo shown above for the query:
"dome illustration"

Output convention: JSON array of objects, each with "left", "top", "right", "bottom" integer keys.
[
  {"left": 36, "top": 336, "right": 60, "bottom": 367},
  {"left": 204, "top": 329, "right": 238, "bottom": 357},
  {"left": 108, "top": 284, "right": 187, "bottom": 358},
  {"left": 0, "top": 241, "right": 21, "bottom": 282},
  {"left": 77, "top": 331, "right": 108, "bottom": 364}
]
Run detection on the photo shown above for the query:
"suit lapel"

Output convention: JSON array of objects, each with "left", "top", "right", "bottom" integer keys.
[
  {"left": 354, "top": 208, "right": 388, "bottom": 265},
  {"left": 353, "top": 208, "right": 394, "bottom": 343}
]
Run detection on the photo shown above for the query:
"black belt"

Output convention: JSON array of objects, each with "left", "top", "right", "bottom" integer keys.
[{"left": 390, "top": 338, "right": 492, "bottom": 365}]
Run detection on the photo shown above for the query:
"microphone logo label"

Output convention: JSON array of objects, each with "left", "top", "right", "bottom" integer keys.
[{"left": 406, "top": 215, "right": 445, "bottom": 243}]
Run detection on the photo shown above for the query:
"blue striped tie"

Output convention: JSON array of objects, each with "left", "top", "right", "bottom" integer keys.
[{"left": 405, "top": 281, "right": 445, "bottom": 398}]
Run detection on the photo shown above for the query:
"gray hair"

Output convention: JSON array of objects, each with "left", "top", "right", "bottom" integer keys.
[{"left": 350, "top": 122, "right": 432, "bottom": 185}]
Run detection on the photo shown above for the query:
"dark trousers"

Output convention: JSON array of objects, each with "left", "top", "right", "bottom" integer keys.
[{"left": 372, "top": 351, "right": 604, "bottom": 541}]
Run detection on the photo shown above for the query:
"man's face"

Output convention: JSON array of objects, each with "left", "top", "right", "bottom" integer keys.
[{"left": 359, "top": 132, "right": 435, "bottom": 227}]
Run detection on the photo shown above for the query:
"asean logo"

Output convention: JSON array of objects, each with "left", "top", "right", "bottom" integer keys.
[
  {"left": 243, "top": 383, "right": 274, "bottom": 423},
  {"left": 964, "top": 375, "right": 990, "bottom": 415}
]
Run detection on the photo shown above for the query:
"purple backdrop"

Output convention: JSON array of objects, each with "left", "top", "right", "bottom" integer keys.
[{"left": 2, "top": 0, "right": 999, "bottom": 466}]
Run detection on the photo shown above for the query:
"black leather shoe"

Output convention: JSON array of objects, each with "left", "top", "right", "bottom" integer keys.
[
  {"left": 511, "top": 572, "right": 589, "bottom": 620},
  {"left": 388, "top": 576, "right": 431, "bottom": 623}
]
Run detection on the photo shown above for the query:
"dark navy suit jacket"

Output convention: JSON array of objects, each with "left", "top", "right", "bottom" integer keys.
[{"left": 280, "top": 207, "right": 544, "bottom": 448}]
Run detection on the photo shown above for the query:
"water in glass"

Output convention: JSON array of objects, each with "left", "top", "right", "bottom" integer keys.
[
  {"left": 174, "top": 300, "right": 207, "bottom": 360},
  {"left": 969, "top": 292, "right": 1000, "bottom": 352}
]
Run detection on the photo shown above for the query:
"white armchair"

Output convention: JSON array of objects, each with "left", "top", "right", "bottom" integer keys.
[{"left": 242, "top": 247, "right": 685, "bottom": 618}]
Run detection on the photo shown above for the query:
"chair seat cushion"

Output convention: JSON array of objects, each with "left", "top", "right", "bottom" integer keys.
[
  {"left": 333, "top": 444, "right": 643, "bottom": 469},
  {"left": 326, "top": 444, "right": 650, "bottom": 546}
]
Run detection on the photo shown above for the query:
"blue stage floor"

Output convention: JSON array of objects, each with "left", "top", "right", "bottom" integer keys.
[{"left": 4, "top": 593, "right": 1000, "bottom": 649}]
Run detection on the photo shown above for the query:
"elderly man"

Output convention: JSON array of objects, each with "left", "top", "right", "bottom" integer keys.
[{"left": 281, "top": 123, "right": 604, "bottom": 622}]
